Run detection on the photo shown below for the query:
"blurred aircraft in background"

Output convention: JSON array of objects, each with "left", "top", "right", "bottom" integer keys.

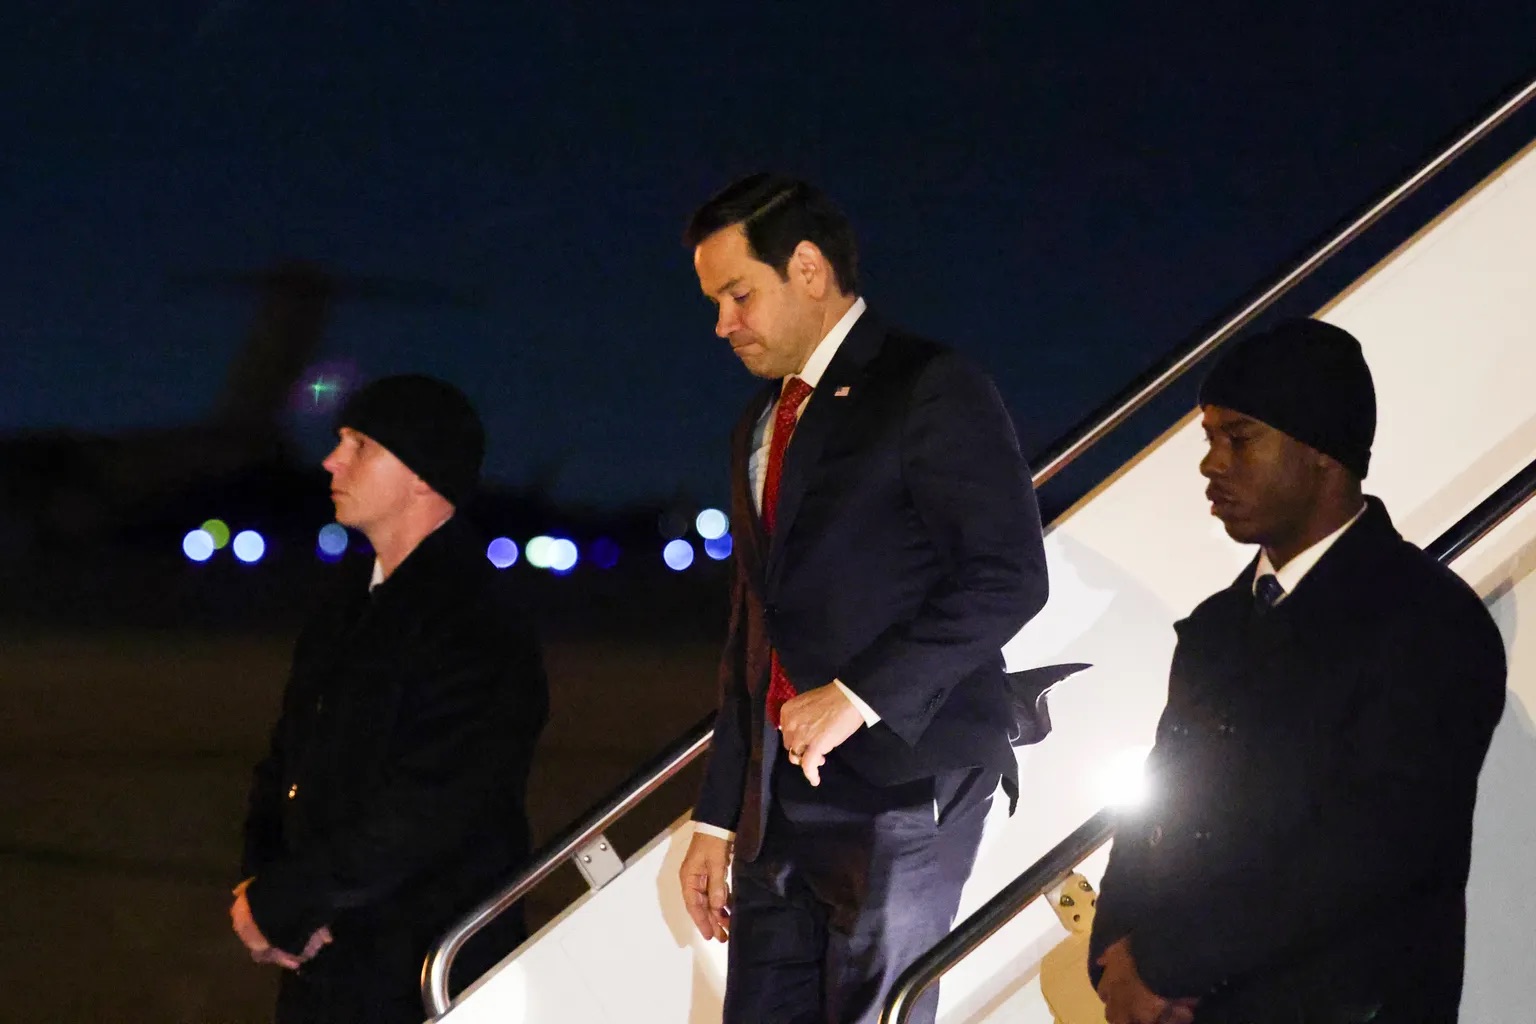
[{"left": 0, "top": 261, "right": 480, "bottom": 550}]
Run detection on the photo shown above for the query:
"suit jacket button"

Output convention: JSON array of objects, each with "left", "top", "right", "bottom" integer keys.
[{"left": 287, "top": 784, "right": 299, "bottom": 799}]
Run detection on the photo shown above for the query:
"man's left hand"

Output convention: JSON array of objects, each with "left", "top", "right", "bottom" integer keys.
[{"left": 779, "top": 684, "right": 865, "bottom": 786}]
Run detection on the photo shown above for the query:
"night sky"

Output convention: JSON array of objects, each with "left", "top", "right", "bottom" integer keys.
[{"left": 4, "top": 3, "right": 1533, "bottom": 508}]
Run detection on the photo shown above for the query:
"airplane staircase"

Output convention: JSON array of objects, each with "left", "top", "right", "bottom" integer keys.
[{"left": 427, "top": 74, "right": 1536, "bottom": 1023}]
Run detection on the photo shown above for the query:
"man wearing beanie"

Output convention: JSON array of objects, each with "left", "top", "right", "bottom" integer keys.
[
  {"left": 232, "top": 374, "right": 548, "bottom": 1023},
  {"left": 1089, "top": 319, "right": 1506, "bottom": 1024}
]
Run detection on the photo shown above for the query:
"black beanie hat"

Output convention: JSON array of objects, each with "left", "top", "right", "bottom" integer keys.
[
  {"left": 1198, "top": 318, "right": 1376, "bottom": 478},
  {"left": 335, "top": 375, "right": 485, "bottom": 507}
]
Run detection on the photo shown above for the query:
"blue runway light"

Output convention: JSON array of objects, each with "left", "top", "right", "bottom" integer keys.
[
  {"left": 591, "top": 537, "right": 621, "bottom": 569},
  {"left": 317, "top": 523, "right": 349, "bottom": 558},
  {"left": 233, "top": 530, "right": 266, "bottom": 564},
  {"left": 183, "top": 529, "right": 215, "bottom": 563},
  {"left": 487, "top": 537, "right": 519, "bottom": 569},
  {"left": 663, "top": 539, "right": 695, "bottom": 571},
  {"left": 695, "top": 508, "right": 729, "bottom": 540},
  {"left": 704, "top": 534, "right": 733, "bottom": 561}
]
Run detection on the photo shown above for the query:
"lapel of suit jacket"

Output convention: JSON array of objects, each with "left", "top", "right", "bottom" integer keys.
[
  {"left": 766, "top": 310, "right": 885, "bottom": 591},
  {"left": 1175, "top": 497, "right": 1398, "bottom": 702},
  {"left": 733, "top": 381, "right": 778, "bottom": 599},
  {"left": 1260, "top": 496, "right": 1398, "bottom": 653}
]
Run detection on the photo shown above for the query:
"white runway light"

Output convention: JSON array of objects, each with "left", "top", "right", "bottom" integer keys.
[
  {"left": 695, "top": 508, "right": 729, "bottom": 540},
  {"left": 182, "top": 529, "right": 215, "bottom": 563},
  {"left": 232, "top": 530, "right": 266, "bottom": 564},
  {"left": 547, "top": 538, "right": 578, "bottom": 573},
  {"left": 525, "top": 536, "right": 555, "bottom": 569},
  {"left": 663, "top": 539, "right": 694, "bottom": 571}
]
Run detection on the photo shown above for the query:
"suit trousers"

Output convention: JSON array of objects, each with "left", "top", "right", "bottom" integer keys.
[{"left": 723, "top": 749, "right": 992, "bottom": 1024}]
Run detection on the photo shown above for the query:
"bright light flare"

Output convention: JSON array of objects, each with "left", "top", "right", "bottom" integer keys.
[
  {"left": 309, "top": 377, "right": 337, "bottom": 406},
  {"left": 1097, "top": 746, "right": 1153, "bottom": 809},
  {"left": 703, "top": 535, "right": 733, "bottom": 561}
]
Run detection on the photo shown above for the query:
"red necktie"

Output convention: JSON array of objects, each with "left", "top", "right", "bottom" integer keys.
[{"left": 763, "top": 376, "right": 814, "bottom": 728}]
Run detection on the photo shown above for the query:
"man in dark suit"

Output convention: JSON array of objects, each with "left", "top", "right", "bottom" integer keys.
[
  {"left": 1089, "top": 320, "right": 1507, "bottom": 1024},
  {"left": 232, "top": 375, "right": 548, "bottom": 1023},
  {"left": 676, "top": 174, "right": 1049, "bottom": 1023}
]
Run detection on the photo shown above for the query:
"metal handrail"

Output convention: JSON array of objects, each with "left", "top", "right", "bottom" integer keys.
[
  {"left": 882, "top": 809, "right": 1117, "bottom": 1024},
  {"left": 1032, "top": 73, "right": 1536, "bottom": 488},
  {"left": 1428, "top": 455, "right": 1536, "bottom": 565},
  {"left": 881, "top": 452, "right": 1536, "bottom": 1022},
  {"left": 421, "top": 712, "right": 714, "bottom": 1014},
  {"left": 423, "top": 71, "right": 1536, "bottom": 1021}
]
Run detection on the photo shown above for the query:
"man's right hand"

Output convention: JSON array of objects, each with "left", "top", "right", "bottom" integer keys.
[
  {"left": 1095, "top": 937, "right": 1196, "bottom": 1024},
  {"left": 678, "top": 832, "right": 732, "bottom": 942},
  {"left": 231, "top": 879, "right": 333, "bottom": 971}
]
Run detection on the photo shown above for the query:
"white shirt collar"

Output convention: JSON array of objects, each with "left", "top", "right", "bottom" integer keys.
[
  {"left": 1254, "top": 503, "right": 1367, "bottom": 601},
  {"left": 369, "top": 559, "right": 384, "bottom": 591},
  {"left": 791, "top": 296, "right": 866, "bottom": 390}
]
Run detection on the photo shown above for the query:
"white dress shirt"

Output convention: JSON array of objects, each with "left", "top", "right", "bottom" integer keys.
[
  {"left": 1252, "top": 503, "right": 1367, "bottom": 602},
  {"left": 746, "top": 297, "right": 868, "bottom": 508}
]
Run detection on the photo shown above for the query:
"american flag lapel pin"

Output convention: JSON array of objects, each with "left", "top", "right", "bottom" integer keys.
[{"left": 834, "top": 386, "right": 851, "bottom": 397}]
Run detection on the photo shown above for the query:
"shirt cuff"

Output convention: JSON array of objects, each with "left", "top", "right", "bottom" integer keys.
[
  {"left": 833, "top": 679, "right": 881, "bottom": 727},
  {"left": 693, "top": 822, "right": 736, "bottom": 842}
]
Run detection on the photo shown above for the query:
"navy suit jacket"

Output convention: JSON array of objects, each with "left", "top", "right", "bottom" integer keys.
[{"left": 694, "top": 309, "right": 1049, "bottom": 860}]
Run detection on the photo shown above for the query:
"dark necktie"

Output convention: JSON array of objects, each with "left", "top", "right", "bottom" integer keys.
[
  {"left": 1255, "top": 573, "right": 1286, "bottom": 612},
  {"left": 763, "top": 376, "right": 814, "bottom": 728}
]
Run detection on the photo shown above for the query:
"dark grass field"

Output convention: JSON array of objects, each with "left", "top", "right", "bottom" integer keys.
[{"left": 0, "top": 622, "right": 720, "bottom": 1023}]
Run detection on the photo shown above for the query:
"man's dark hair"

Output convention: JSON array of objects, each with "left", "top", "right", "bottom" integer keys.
[{"left": 685, "top": 174, "right": 860, "bottom": 295}]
